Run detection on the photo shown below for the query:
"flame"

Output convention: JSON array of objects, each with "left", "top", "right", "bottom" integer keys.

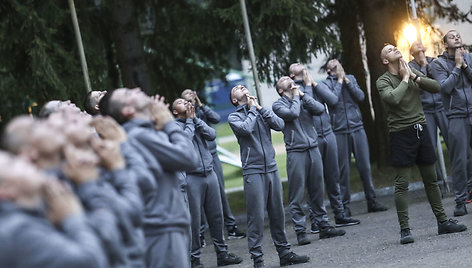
[{"left": 395, "top": 21, "right": 442, "bottom": 61}]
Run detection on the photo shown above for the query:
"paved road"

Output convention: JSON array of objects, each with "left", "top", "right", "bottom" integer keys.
[{"left": 200, "top": 190, "right": 472, "bottom": 268}]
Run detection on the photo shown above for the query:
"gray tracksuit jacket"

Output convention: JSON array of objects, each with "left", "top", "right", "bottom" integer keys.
[
  {"left": 294, "top": 80, "right": 337, "bottom": 137},
  {"left": 176, "top": 117, "right": 216, "bottom": 176},
  {"left": 196, "top": 105, "right": 221, "bottom": 154},
  {"left": 322, "top": 74, "right": 364, "bottom": 134},
  {"left": 272, "top": 94, "right": 325, "bottom": 151},
  {"left": 429, "top": 52, "right": 472, "bottom": 119},
  {"left": 122, "top": 119, "right": 198, "bottom": 236},
  {"left": 0, "top": 202, "right": 107, "bottom": 268},
  {"left": 409, "top": 57, "right": 445, "bottom": 114},
  {"left": 228, "top": 105, "right": 284, "bottom": 175}
]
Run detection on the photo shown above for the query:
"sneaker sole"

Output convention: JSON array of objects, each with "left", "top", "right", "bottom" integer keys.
[
  {"left": 400, "top": 237, "right": 414, "bottom": 244},
  {"left": 335, "top": 221, "right": 361, "bottom": 227},
  {"left": 310, "top": 230, "right": 320, "bottom": 234},
  {"left": 227, "top": 235, "right": 246, "bottom": 240},
  {"left": 438, "top": 226, "right": 467, "bottom": 235}
]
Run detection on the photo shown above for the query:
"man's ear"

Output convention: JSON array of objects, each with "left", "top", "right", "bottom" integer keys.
[
  {"left": 382, "top": 58, "right": 389, "bottom": 65},
  {"left": 278, "top": 88, "right": 284, "bottom": 95},
  {"left": 172, "top": 109, "right": 178, "bottom": 116},
  {"left": 232, "top": 98, "right": 238, "bottom": 105},
  {"left": 289, "top": 74, "right": 295, "bottom": 79},
  {"left": 94, "top": 104, "right": 99, "bottom": 111},
  {"left": 121, "top": 106, "right": 135, "bottom": 118}
]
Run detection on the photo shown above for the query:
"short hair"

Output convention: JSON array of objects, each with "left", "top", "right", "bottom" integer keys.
[
  {"left": 84, "top": 91, "right": 99, "bottom": 116},
  {"left": 98, "top": 90, "right": 128, "bottom": 124},
  {"left": 443, "top": 30, "right": 457, "bottom": 44},
  {"left": 229, "top": 88, "right": 237, "bottom": 107},
  {"left": 38, "top": 101, "right": 58, "bottom": 118},
  {"left": 1, "top": 116, "right": 35, "bottom": 154}
]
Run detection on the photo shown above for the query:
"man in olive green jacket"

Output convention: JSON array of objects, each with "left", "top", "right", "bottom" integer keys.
[{"left": 376, "top": 44, "right": 466, "bottom": 245}]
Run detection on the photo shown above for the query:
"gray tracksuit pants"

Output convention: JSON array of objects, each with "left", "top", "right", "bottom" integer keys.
[
  {"left": 287, "top": 147, "right": 329, "bottom": 234},
  {"left": 200, "top": 152, "right": 237, "bottom": 236},
  {"left": 243, "top": 171, "right": 291, "bottom": 259},
  {"left": 145, "top": 231, "right": 190, "bottom": 268},
  {"left": 317, "top": 132, "right": 345, "bottom": 219},
  {"left": 448, "top": 118, "right": 472, "bottom": 204},
  {"left": 425, "top": 111, "right": 449, "bottom": 182},
  {"left": 187, "top": 171, "right": 227, "bottom": 259},
  {"left": 336, "top": 128, "right": 376, "bottom": 209},
  {"left": 212, "top": 151, "right": 237, "bottom": 229}
]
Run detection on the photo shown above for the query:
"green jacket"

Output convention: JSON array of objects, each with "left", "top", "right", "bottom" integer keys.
[{"left": 376, "top": 68, "right": 440, "bottom": 132}]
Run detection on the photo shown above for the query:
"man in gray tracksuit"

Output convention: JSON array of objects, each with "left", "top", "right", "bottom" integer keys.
[
  {"left": 408, "top": 41, "right": 449, "bottom": 189},
  {"left": 322, "top": 59, "right": 388, "bottom": 215},
  {"left": 272, "top": 76, "right": 346, "bottom": 246},
  {"left": 181, "top": 89, "right": 246, "bottom": 242},
  {"left": 172, "top": 98, "right": 242, "bottom": 268},
  {"left": 429, "top": 30, "right": 472, "bottom": 217},
  {"left": 100, "top": 88, "right": 199, "bottom": 268},
  {"left": 229, "top": 85, "right": 309, "bottom": 268},
  {"left": 288, "top": 63, "right": 362, "bottom": 224},
  {"left": 0, "top": 153, "right": 107, "bottom": 268}
]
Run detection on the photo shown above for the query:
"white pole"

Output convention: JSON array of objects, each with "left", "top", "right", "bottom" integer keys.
[
  {"left": 410, "top": 0, "right": 422, "bottom": 41},
  {"left": 437, "top": 129, "right": 449, "bottom": 192},
  {"left": 239, "top": 0, "right": 261, "bottom": 101},
  {"left": 68, "top": 0, "right": 92, "bottom": 93}
]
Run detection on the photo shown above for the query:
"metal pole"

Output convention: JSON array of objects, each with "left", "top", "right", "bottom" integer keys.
[
  {"left": 437, "top": 129, "right": 450, "bottom": 192},
  {"left": 410, "top": 0, "right": 422, "bottom": 41},
  {"left": 239, "top": 0, "right": 261, "bottom": 101},
  {"left": 68, "top": 0, "right": 92, "bottom": 93}
]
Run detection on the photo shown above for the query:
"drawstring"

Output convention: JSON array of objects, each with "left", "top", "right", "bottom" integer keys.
[{"left": 413, "top": 124, "right": 423, "bottom": 139}]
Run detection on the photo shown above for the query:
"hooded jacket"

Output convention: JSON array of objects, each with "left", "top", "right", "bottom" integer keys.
[
  {"left": 175, "top": 117, "right": 215, "bottom": 176},
  {"left": 122, "top": 119, "right": 198, "bottom": 236},
  {"left": 272, "top": 94, "right": 324, "bottom": 152},
  {"left": 322, "top": 74, "right": 365, "bottom": 134},
  {"left": 409, "top": 57, "right": 445, "bottom": 114},
  {"left": 293, "top": 80, "right": 338, "bottom": 137},
  {"left": 429, "top": 51, "right": 472, "bottom": 119},
  {"left": 228, "top": 105, "right": 284, "bottom": 175}
]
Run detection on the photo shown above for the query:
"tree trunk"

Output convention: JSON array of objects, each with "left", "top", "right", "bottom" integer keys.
[
  {"left": 335, "top": 0, "right": 377, "bottom": 162},
  {"left": 107, "top": 0, "right": 151, "bottom": 92},
  {"left": 356, "top": 0, "right": 408, "bottom": 167}
]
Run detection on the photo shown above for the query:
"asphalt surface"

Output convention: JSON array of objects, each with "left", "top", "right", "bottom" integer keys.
[{"left": 200, "top": 189, "right": 472, "bottom": 268}]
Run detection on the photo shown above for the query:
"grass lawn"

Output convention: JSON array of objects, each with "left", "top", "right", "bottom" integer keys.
[{"left": 215, "top": 122, "right": 451, "bottom": 214}]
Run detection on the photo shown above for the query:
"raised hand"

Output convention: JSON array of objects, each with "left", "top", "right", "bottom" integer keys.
[
  {"left": 399, "top": 59, "right": 410, "bottom": 81},
  {"left": 62, "top": 144, "right": 99, "bottom": 185},
  {"left": 150, "top": 97, "right": 173, "bottom": 130},
  {"left": 91, "top": 116, "right": 127, "bottom": 142},
  {"left": 455, "top": 48, "right": 465, "bottom": 68},
  {"left": 43, "top": 179, "right": 83, "bottom": 225},
  {"left": 91, "top": 138, "right": 125, "bottom": 171}
]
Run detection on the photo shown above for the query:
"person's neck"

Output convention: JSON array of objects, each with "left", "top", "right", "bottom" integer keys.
[
  {"left": 413, "top": 52, "right": 427, "bottom": 66},
  {"left": 447, "top": 47, "right": 457, "bottom": 56},
  {"left": 175, "top": 113, "right": 186, "bottom": 120},
  {"left": 387, "top": 60, "right": 400, "bottom": 76},
  {"left": 293, "top": 74, "right": 303, "bottom": 81},
  {"left": 283, "top": 91, "right": 293, "bottom": 100},
  {"left": 133, "top": 110, "right": 152, "bottom": 121}
]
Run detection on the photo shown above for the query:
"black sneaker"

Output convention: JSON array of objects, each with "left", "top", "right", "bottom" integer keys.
[
  {"left": 319, "top": 225, "right": 346, "bottom": 239},
  {"left": 438, "top": 218, "right": 467, "bottom": 235},
  {"left": 310, "top": 223, "right": 319, "bottom": 234},
  {"left": 453, "top": 203, "right": 467, "bottom": 217},
  {"left": 217, "top": 252, "right": 243, "bottom": 266},
  {"left": 335, "top": 217, "right": 361, "bottom": 227},
  {"left": 227, "top": 226, "right": 246, "bottom": 240},
  {"left": 253, "top": 256, "right": 264, "bottom": 268},
  {"left": 200, "top": 233, "right": 206, "bottom": 248},
  {"left": 400, "top": 228, "right": 414, "bottom": 244},
  {"left": 191, "top": 257, "right": 204, "bottom": 268},
  {"left": 279, "top": 252, "right": 310, "bottom": 266},
  {"left": 296, "top": 232, "right": 311, "bottom": 245},
  {"left": 368, "top": 201, "right": 388, "bottom": 212}
]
